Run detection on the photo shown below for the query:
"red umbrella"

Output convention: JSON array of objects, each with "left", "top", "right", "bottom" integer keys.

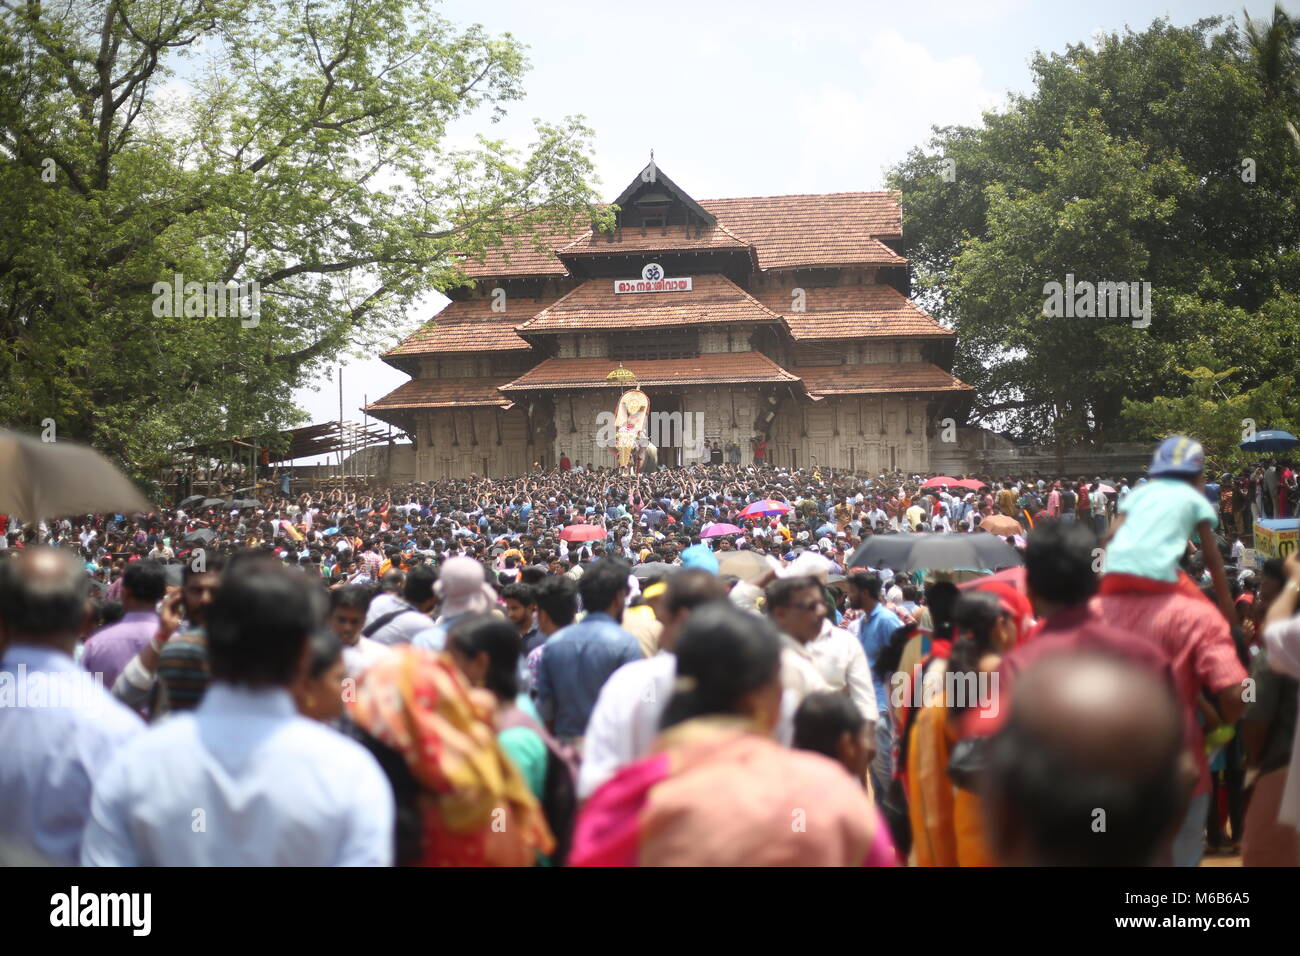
[
  {"left": 738, "top": 499, "right": 792, "bottom": 518},
  {"left": 700, "top": 523, "right": 744, "bottom": 537},
  {"left": 953, "top": 478, "right": 988, "bottom": 491},
  {"left": 921, "top": 476, "right": 960, "bottom": 489},
  {"left": 559, "top": 524, "right": 607, "bottom": 542}
]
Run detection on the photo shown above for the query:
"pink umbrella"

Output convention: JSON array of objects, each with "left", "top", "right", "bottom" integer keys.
[
  {"left": 921, "top": 476, "right": 960, "bottom": 489},
  {"left": 953, "top": 478, "right": 989, "bottom": 491},
  {"left": 701, "top": 523, "right": 743, "bottom": 537},
  {"left": 738, "top": 499, "right": 792, "bottom": 518},
  {"left": 558, "top": 524, "right": 607, "bottom": 542}
]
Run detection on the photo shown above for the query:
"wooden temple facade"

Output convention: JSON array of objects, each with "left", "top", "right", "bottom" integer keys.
[{"left": 366, "top": 162, "right": 973, "bottom": 479}]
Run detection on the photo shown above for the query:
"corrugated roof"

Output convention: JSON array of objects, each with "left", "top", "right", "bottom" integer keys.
[
  {"left": 794, "top": 363, "right": 974, "bottom": 397},
  {"left": 365, "top": 378, "right": 514, "bottom": 410},
  {"left": 385, "top": 297, "right": 545, "bottom": 356},
  {"left": 750, "top": 284, "right": 952, "bottom": 340},
  {"left": 501, "top": 353, "right": 800, "bottom": 390},
  {"left": 516, "top": 274, "right": 781, "bottom": 334}
]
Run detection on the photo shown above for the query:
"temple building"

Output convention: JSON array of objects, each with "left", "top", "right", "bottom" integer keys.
[{"left": 365, "top": 162, "right": 973, "bottom": 479}]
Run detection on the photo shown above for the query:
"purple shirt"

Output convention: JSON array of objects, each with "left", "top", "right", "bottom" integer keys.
[{"left": 80, "top": 610, "right": 160, "bottom": 690}]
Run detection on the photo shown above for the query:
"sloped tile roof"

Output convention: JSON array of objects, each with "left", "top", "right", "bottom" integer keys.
[
  {"left": 750, "top": 284, "right": 952, "bottom": 340},
  {"left": 454, "top": 192, "right": 906, "bottom": 277},
  {"left": 365, "top": 377, "right": 514, "bottom": 410},
  {"left": 501, "top": 353, "right": 800, "bottom": 390},
  {"left": 516, "top": 274, "right": 781, "bottom": 334},
  {"left": 385, "top": 297, "right": 546, "bottom": 356},
  {"left": 455, "top": 226, "right": 582, "bottom": 278},
  {"left": 699, "top": 193, "right": 905, "bottom": 269},
  {"left": 557, "top": 221, "right": 753, "bottom": 258},
  {"left": 794, "top": 363, "right": 974, "bottom": 397}
]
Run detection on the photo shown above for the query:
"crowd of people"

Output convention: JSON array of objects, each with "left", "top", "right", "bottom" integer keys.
[{"left": 0, "top": 438, "right": 1297, "bottom": 866}]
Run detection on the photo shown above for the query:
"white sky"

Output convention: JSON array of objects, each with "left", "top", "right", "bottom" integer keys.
[{"left": 290, "top": 0, "right": 1279, "bottom": 461}]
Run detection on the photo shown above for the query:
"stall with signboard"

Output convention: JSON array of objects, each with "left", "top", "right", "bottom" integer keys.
[{"left": 1253, "top": 518, "right": 1300, "bottom": 560}]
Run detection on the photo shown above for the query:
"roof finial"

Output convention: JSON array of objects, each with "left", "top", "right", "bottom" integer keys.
[{"left": 641, "top": 150, "right": 657, "bottom": 184}]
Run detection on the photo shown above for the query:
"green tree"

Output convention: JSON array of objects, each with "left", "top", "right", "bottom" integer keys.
[
  {"left": 0, "top": 0, "right": 609, "bottom": 482},
  {"left": 1121, "top": 364, "right": 1296, "bottom": 470},
  {"left": 1244, "top": 3, "right": 1300, "bottom": 154},
  {"left": 888, "top": 16, "right": 1300, "bottom": 446}
]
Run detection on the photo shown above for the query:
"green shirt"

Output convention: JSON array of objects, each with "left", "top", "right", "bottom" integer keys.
[{"left": 1106, "top": 478, "right": 1216, "bottom": 582}]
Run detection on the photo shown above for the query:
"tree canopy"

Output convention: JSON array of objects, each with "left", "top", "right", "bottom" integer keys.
[
  {"left": 1, "top": 0, "right": 609, "bottom": 481},
  {"left": 888, "top": 12, "right": 1300, "bottom": 448}
]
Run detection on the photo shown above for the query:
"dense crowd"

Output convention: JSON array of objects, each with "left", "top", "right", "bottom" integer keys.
[{"left": 0, "top": 441, "right": 1297, "bottom": 866}]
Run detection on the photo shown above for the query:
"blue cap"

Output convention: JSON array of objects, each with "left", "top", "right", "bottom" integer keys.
[
  {"left": 680, "top": 543, "right": 719, "bottom": 574},
  {"left": 1149, "top": 436, "right": 1205, "bottom": 477}
]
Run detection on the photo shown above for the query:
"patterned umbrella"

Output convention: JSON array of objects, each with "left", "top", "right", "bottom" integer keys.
[{"left": 738, "top": 499, "right": 792, "bottom": 518}]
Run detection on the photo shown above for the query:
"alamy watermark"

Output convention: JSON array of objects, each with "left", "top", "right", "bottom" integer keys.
[
  {"left": 1042, "top": 274, "right": 1150, "bottom": 328},
  {"left": 0, "top": 664, "right": 109, "bottom": 714},
  {"left": 595, "top": 410, "right": 706, "bottom": 460},
  {"left": 890, "top": 668, "right": 1000, "bottom": 718},
  {"left": 151, "top": 273, "right": 260, "bottom": 327}
]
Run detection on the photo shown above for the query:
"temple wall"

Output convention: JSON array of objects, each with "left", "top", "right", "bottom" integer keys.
[
  {"left": 769, "top": 395, "right": 930, "bottom": 474},
  {"left": 411, "top": 406, "right": 531, "bottom": 480}
]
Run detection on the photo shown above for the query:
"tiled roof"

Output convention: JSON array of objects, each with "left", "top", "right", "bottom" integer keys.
[
  {"left": 455, "top": 192, "right": 906, "bottom": 278},
  {"left": 501, "top": 353, "right": 800, "bottom": 390},
  {"left": 750, "top": 284, "right": 952, "bottom": 340},
  {"left": 557, "top": 221, "right": 753, "bottom": 258},
  {"left": 455, "top": 226, "right": 582, "bottom": 278},
  {"left": 794, "top": 363, "right": 974, "bottom": 397},
  {"left": 699, "top": 193, "right": 905, "bottom": 270},
  {"left": 516, "top": 274, "right": 781, "bottom": 334},
  {"left": 385, "top": 297, "right": 545, "bottom": 356},
  {"left": 365, "top": 378, "right": 514, "bottom": 410}
]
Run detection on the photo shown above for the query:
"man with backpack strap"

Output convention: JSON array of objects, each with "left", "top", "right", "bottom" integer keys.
[{"left": 365, "top": 564, "right": 439, "bottom": 646}]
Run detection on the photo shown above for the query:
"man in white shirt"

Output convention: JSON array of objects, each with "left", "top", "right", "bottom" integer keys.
[
  {"left": 82, "top": 558, "right": 393, "bottom": 866},
  {"left": 578, "top": 570, "right": 727, "bottom": 798},
  {"left": 766, "top": 575, "right": 835, "bottom": 706},
  {"left": 807, "top": 617, "right": 879, "bottom": 727},
  {"left": 330, "top": 585, "right": 390, "bottom": 678},
  {"left": 0, "top": 548, "right": 143, "bottom": 864}
]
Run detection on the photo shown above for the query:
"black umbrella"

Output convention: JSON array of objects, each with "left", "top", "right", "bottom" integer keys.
[
  {"left": 849, "top": 532, "right": 1023, "bottom": 575},
  {"left": 179, "top": 494, "right": 205, "bottom": 510},
  {"left": 226, "top": 498, "right": 260, "bottom": 510},
  {"left": 963, "top": 533, "right": 1024, "bottom": 570},
  {"left": 182, "top": 528, "right": 216, "bottom": 546},
  {"left": 846, "top": 533, "right": 921, "bottom": 571},
  {"left": 632, "top": 561, "right": 674, "bottom": 581},
  {"left": 199, "top": 498, "right": 225, "bottom": 509}
]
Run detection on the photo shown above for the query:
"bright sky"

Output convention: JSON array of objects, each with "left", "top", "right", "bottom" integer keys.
[{"left": 293, "top": 0, "right": 1281, "bottom": 457}]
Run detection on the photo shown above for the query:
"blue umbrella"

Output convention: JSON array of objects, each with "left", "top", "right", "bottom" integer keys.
[{"left": 1240, "top": 429, "right": 1299, "bottom": 453}]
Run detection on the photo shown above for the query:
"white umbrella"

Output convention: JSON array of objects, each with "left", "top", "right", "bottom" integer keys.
[{"left": 0, "top": 429, "right": 153, "bottom": 521}]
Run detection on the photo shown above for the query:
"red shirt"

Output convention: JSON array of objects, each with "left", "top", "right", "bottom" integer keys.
[
  {"left": 1091, "top": 591, "right": 1247, "bottom": 794},
  {"left": 559, "top": 457, "right": 571, "bottom": 472}
]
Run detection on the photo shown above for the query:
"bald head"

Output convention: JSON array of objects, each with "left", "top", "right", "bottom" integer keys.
[
  {"left": 0, "top": 547, "right": 90, "bottom": 649},
  {"left": 985, "top": 651, "right": 1188, "bottom": 867}
]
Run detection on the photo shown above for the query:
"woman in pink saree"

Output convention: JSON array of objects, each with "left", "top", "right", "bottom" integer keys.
[{"left": 570, "top": 603, "right": 896, "bottom": 867}]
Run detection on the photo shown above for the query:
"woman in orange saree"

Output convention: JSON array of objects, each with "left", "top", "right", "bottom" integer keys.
[{"left": 906, "top": 590, "right": 1022, "bottom": 867}]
